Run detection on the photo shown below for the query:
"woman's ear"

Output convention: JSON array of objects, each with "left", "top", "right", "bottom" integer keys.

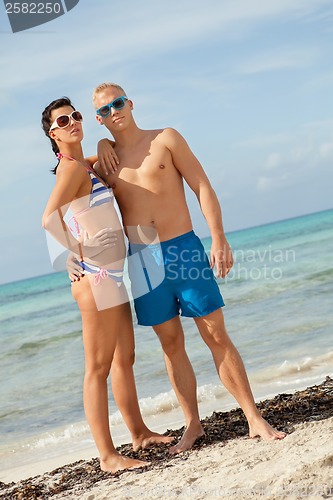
[{"left": 49, "top": 129, "right": 61, "bottom": 143}]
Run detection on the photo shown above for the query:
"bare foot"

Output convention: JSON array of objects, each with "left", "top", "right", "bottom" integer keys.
[
  {"left": 100, "top": 453, "right": 150, "bottom": 473},
  {"left": 169, "top": 423, "right": 205, "bottom": 455},
  {"left": 133, "top": 431, "right": 175, "bottom": 452},
  {"left": 249, "top": 416, "right": 286, "bottom": 441}
]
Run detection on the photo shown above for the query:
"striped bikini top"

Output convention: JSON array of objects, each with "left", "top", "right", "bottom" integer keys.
[
  {"left": 87, "top": 169, "right": 113, "bottom": 209},
  {"left": 56, "top": 152, "right": 113, "bottom": 235}
]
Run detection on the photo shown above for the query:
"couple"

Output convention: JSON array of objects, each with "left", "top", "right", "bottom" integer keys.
[{"left": 42, "top": 82, "right": 285, "bottom": 473}]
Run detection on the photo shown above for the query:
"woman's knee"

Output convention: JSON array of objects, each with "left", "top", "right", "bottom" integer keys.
[
  {"left": 112, "top": 347, "right": 135, "bottom": 368},
  {"left": 85, "top": 359, "right": 112, "bottom": 381}
]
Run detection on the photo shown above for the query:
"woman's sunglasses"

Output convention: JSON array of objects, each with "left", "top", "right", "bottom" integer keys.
[
  {"left": 96, "top": 96, "right": 128, "bottom": 118},
  {"left": 49, "top": 111, "right": 83, "bottom": 131}
]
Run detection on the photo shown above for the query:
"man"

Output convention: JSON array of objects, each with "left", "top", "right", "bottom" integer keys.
[{"left": 70, "top": 82, "right": 286, "bottom": 453}]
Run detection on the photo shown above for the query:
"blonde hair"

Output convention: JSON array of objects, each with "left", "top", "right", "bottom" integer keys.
[{"left": 92, "top": 82, "right": 127, "bottom": 105}]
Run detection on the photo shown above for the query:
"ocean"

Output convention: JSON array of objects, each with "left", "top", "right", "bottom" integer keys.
[{"left": 1, "top": 208, "right": 332, "bottom": 480}]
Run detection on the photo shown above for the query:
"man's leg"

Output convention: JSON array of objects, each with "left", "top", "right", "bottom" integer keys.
[
  {"left": 153, "top": 316, "right": 205, "bottom": 454},
  {"left": 194, "top": 308, "right": 286, "bottom": 440},
  {"left": 111, "top": 301, "right": 174, "bottom": 450}
]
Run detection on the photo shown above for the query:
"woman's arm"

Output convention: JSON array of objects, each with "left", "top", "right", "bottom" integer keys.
[{"left": 42, "top": 160, "right": 114, "bottom": 259}]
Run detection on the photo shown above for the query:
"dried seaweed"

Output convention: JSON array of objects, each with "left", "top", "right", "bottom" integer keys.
[{"left": 1, "top": 376, "right": 332, "bottom": 500}]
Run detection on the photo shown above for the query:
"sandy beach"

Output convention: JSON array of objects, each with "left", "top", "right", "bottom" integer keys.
[{"left": 1, "top": 377, "right": 332, "bottom": 500}]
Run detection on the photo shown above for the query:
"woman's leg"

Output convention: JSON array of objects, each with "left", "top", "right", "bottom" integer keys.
[
  {"left": 72, "top": 278, "right": 149, "bottom": 472},
  {"left": 110, "top": 301, "right": 174, "bottom": 449}
]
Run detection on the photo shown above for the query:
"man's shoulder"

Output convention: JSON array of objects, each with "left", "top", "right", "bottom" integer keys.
[{"left": 148, "top": 127, "right": 182, "bottom": 145}]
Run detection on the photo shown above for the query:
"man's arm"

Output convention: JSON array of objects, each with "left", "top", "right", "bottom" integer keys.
[
  {"left": 97, "top": 138, "right": 119, "bottom": 175},
  {"left": 163, "top": 128, "right": 233, "bottom": 278},
  {"left": 85, "top": 139, "right": 118, "bottom": 175}
]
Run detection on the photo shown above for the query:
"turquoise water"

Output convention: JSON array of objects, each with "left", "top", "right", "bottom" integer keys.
[{"left": 0, "top": 208, "right": 332, "bottom": 475}]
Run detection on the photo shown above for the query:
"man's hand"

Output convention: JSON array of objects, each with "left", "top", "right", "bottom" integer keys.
[
  {"left": 210, "top": 237, "right": 234, "bottom": 278},
  {"left": 97, "top": 139, "right": 119, "bottom": 175},
  {"left": 66, "top": 252, "right": 84, "bottom": 282}
]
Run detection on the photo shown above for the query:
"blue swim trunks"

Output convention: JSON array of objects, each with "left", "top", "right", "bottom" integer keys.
[{"left": 128, "top": 230, "right": 224, "bottom": 326}]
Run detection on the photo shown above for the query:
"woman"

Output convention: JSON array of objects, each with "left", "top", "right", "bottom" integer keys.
[{"left": 42, "top": 97, "right": 171, "bottom": 473}]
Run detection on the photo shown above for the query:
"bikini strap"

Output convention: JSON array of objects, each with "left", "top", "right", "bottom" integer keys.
[
  {"left": 57, "top": 152, "right": 92, "bottom": 171},
  {"left": 57, "top": 152, "right": 99, "bottom": 175},
  {"left": 57, "top": 152, "right": 72, "bottom": 161},
  {"left": 57, "top": 152, "right": 110, "bottom": 188}
]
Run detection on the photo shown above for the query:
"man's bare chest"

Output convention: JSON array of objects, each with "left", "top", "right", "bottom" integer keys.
[{"left": 110, "top": 147, "right": 176, "bottom": 190}]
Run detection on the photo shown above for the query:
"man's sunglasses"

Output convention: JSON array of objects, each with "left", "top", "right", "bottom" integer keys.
[
  {"left": 49, "top": 111, "right": 83, "bottom": 131},
  {"left": 96, "top": 96, "right": 128, "bottom": 118}
]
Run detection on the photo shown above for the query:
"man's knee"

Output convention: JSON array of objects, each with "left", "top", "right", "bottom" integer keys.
[
  {"left": 154, "top": 329, "right": 184, "bottom": 356},
  {"left": 200, "top": 322, "right": 229, "bottom": 347}
]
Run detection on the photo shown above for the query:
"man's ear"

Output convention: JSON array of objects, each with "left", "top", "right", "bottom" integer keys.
[
  {"left": 128, "top": 99, "right": 134, "bottom": 110},
  {"left": 96, "top": 114, "right": 103, "bottom": 125}
]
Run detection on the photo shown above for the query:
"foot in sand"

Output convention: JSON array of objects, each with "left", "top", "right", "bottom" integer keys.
[
  {"left": 249, "top": 416, "right": 286, "bottom": 441},
  {"left": 169, "top": 422, "right": 205, "bottom": 455},
  {"left": 133, "top": 431, "right": 175, "bottom": 451},
  {"left": 100, "top": 453, "right": 150, "bottom": 473}
]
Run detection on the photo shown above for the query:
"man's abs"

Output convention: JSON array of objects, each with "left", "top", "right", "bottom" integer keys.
[{"left": 122, "top": 198, "right": 193, "bottom": 244}]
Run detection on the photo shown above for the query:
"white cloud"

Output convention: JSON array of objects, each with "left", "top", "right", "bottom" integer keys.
[
  {"left": 0, "top": 124, "right": 52, "bottom": 187},
  {"left": 256, "top": 173, "right": 290, "bottom": 192},
  {"left": 319, "top": 139, "right": 333, "bottom": 160},
  {"left": 306, "top": 71, "right": 333, "bottom": 89},
  {"left": 302, "top": 119, "right": 333, "bottom": 130},
  {"left": 265, "top": 153, "right": 282, "bottom": 170},
  {"left": 236, "top": 47, "right": 319, "bottom": 75},
  {"left": 235, "top": 132, "right": 293, "bottom": 149},
  {"left": 251, "top": 118, "right": 333, "bottom": 194},
  {"left": 0, "top": 0, "right": 332, "bottom": 284},
  {"left": 0, "top": 0, "right": 331, "bottom": 97}
]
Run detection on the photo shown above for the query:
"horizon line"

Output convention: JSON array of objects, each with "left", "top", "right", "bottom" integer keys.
[{"left": 1, "top": 206, "right": 332, "bottom": 287}]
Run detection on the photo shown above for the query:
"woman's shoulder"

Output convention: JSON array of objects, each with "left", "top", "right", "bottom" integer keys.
[
  {"left": 56, "top": 158, "right": 87, "bottom": 179},
  {"left": 55, "top": 159, "right": 90, "bottom": 193}
]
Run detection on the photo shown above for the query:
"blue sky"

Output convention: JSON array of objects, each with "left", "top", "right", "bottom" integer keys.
[{"left": 0, "top": 0, "right": 332, "bottom": 284}]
